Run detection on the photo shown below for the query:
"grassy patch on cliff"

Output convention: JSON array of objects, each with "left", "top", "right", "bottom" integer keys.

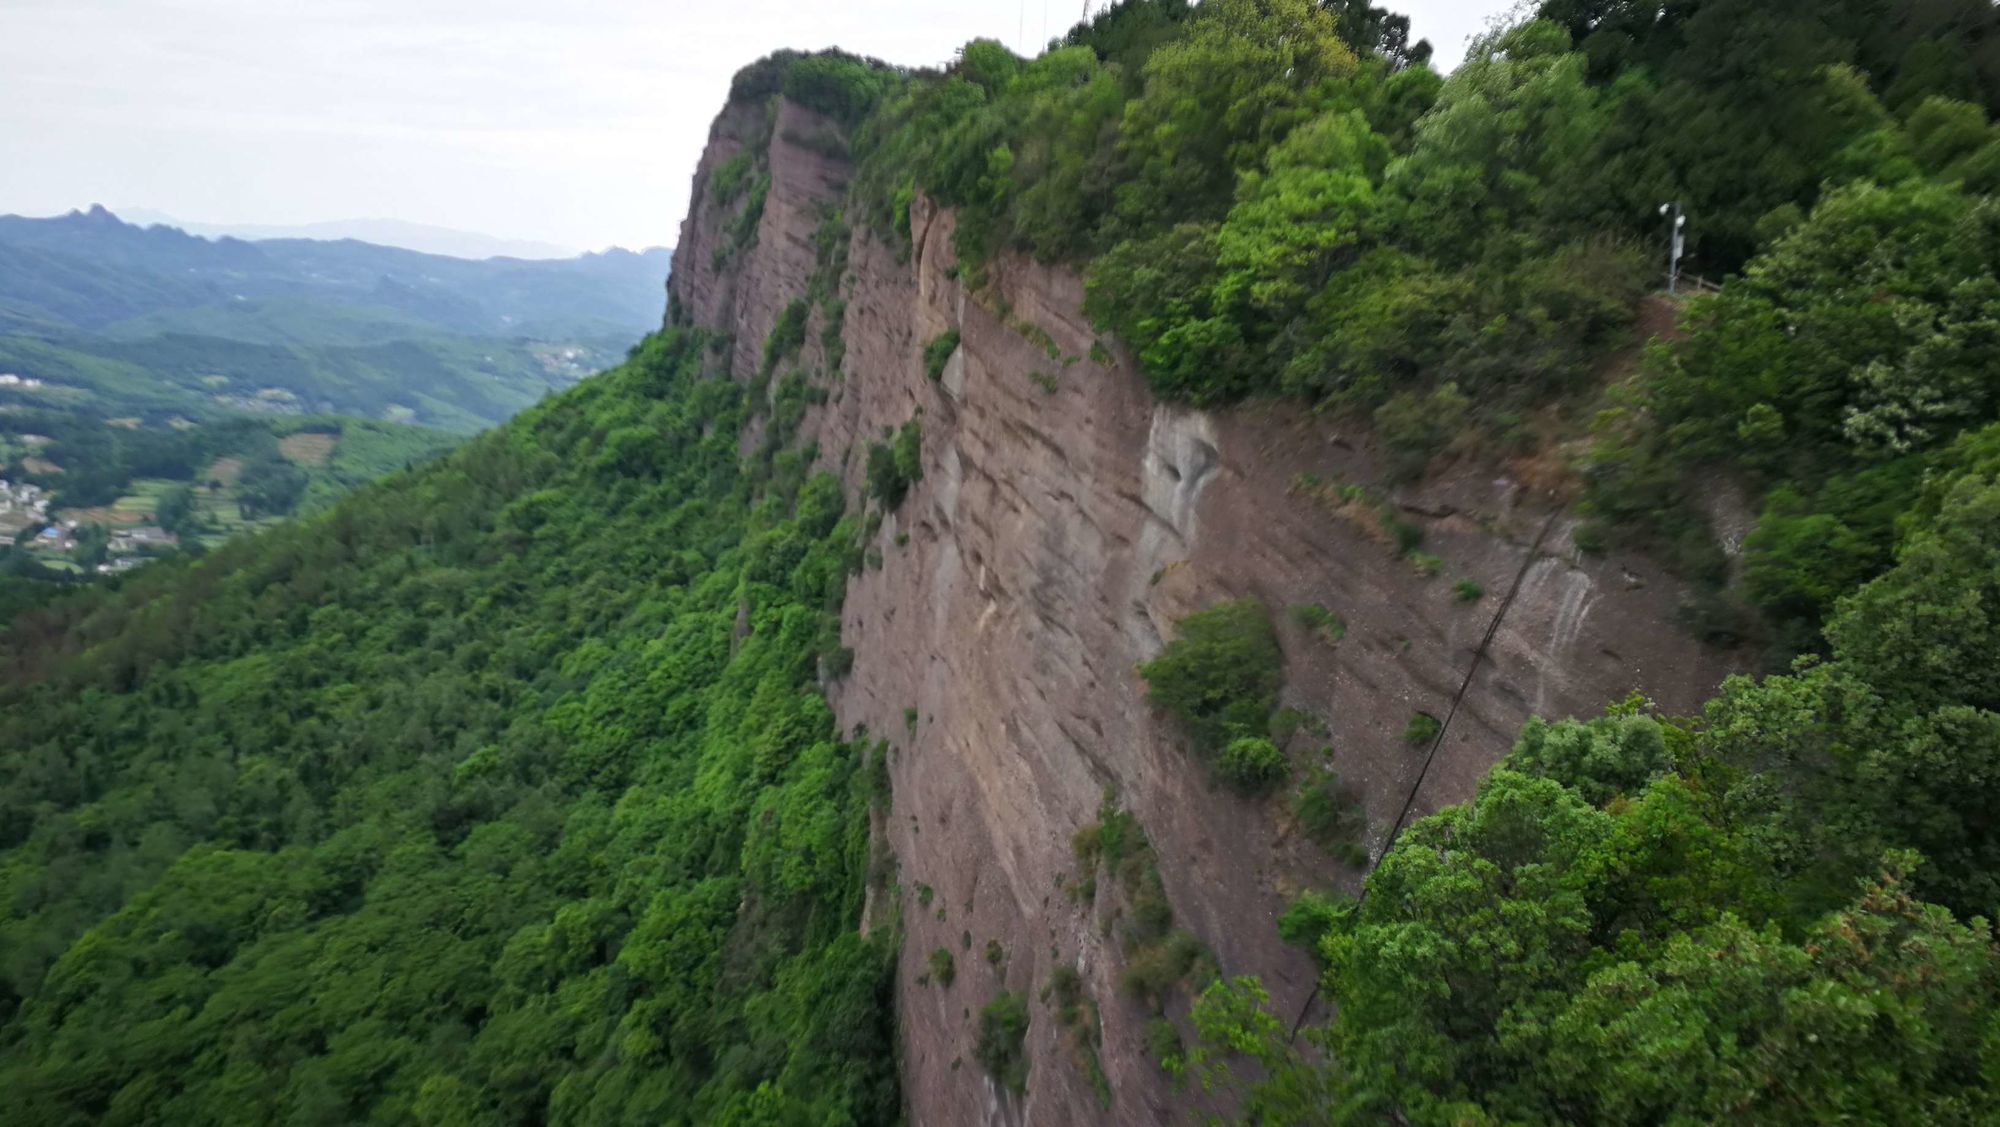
[{"left": 1070, "top": 792, "right": 1217, "bottom": 1070}]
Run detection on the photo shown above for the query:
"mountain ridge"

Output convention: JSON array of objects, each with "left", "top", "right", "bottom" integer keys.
[
  {"left": 0, "top": 206, "right": 673, "bottom": 432},
  {"left": 0, "top": 206, "right": 673, "bottom": 339},
  {"left": 104, "top": 206, "right": 604, "bottom": 262}
]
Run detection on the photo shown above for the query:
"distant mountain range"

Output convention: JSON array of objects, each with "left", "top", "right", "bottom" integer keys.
[
  {"left": 0, "top": 206, "right": 671, "bottom": 340},
  {"left": 0, "top": 205, "right": 674, "bottom": 434},
  {"left": 114, "top": 208, "right": 584, "bottom": 261}
]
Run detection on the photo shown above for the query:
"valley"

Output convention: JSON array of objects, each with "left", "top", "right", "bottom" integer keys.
[
  {"left": 0, "top": 207, "right": 671, "bottom": 600},
  {"left": 0, "top": 206, "right": 671, "bottom": 432}
]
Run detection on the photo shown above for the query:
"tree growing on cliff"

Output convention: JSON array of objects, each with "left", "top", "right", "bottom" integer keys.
[
  {"left": 865, "top": 418, "right": 923, "bottom": 509},
  {"left": 975, "top": 991, "right": 1031, "bottom": 1094},
  {"left": 1218, "top": 736, "right": 1290, "bottom": 793},
  {"left": 1139, "top": 597, "right": 1284, "bottom": 763},
  {"left": 923, "top": 329, "right": 960, "bottom": 381}
]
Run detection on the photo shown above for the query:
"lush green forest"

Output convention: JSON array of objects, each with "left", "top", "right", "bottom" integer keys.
[
  {"left": 0, "top": 329, "right": 896, "bottom": 1123},
  {"left": 9, "top": 1, "right": 2000, "bottom": 1123}
]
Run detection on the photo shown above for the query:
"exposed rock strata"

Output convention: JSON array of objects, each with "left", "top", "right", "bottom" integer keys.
[{"left": 670, "top": 95, "right": 1739, "bottom": 1126}]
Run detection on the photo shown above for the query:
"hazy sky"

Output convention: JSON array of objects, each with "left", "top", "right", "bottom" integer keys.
[{"left": 1, "top": 0, "right": 1505, "bottom": 253}]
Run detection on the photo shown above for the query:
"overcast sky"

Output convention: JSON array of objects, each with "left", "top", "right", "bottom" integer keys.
[{"left": 0, "top": 0, "right": 1505, "bottom": 254}]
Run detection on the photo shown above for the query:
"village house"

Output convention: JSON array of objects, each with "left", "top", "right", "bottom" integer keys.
[
  {"left": 111, "top": 526, "right": 178, "bottom": 553},
  {"left": 0, "top": 478, "right": 49, "bottom": 513}
]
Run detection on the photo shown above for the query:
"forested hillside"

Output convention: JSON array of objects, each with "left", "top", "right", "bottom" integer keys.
[
  {"left": 7, "top": 0, "right": 2000, "bottom": 1124},
  {"left": 0, "top": 330, "right": 895, "bottom": 1123}
]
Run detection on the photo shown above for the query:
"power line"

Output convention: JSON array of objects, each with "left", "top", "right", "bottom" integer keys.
[
  {"left": 1380, "top": 511, "right": 1559, "bottom": 849},
  {"left": 1287, "top": 510, "right": 1562, "bottom": 1042}
]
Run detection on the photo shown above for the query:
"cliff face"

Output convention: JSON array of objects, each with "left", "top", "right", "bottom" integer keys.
[{"left": 670, "top": 97, "right": 1739, "bottom": 1125}]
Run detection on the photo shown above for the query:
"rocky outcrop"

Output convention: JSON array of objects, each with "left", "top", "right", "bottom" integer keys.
[{"left": 669, "top": 95, "right": 1740, "bottom": 1126}]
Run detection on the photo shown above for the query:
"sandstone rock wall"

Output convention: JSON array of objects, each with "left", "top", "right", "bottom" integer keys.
[{"left": 669, "top": 96, "right": 1740, "bottom": 1127}]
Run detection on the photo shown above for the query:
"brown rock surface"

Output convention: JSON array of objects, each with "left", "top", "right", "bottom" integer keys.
[{"left": 669, "top": 94, "right": 1742, "bottom": 1126}]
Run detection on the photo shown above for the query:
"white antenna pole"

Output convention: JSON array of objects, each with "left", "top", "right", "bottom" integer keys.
[{"left": 1658, "top": 202, "right": 1686, "bottom": 294}]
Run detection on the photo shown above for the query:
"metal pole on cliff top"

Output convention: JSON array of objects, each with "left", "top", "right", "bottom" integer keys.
[{"left": 1659, "top": 201, "right": 1686, "bottom": 295}]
